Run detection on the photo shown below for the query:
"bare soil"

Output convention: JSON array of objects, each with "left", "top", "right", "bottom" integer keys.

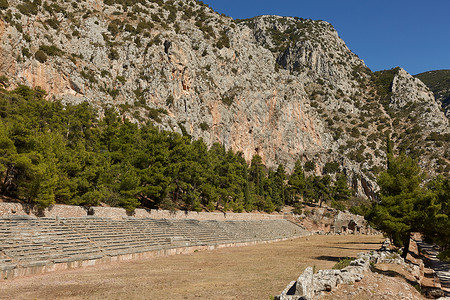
[
  {"left": 321, "top": 263, "right": 425, "bottom": 300},
  {"left": 0, "top": 234, "right": 418, "bottom": 300}
]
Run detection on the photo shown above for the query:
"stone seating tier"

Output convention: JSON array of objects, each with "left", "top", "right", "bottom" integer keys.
[{"left": 0, "top": 216, "right": 307, "bottom": 278}]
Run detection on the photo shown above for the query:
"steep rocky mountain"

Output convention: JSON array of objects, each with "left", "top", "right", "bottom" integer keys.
[
  {"left": 0, "top": 0, "right": 448, "bottom": 197},
  {"left": 415, "top": 70, "right": 450, "bottom": 117}
]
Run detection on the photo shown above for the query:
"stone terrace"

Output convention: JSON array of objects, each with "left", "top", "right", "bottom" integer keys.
[{"left": 0, "top": 216, "right": 307, "bottom": 279}]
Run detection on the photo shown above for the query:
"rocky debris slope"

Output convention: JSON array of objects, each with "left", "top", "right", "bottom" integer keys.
[
  {"left": 275, "top": 239, "right": 441, "bottom": 300},
  {"left": 287, "top": 206, "right": 373, "bottom": 234},
  {"left": 0, "top": 0, "right": 448, "bottom": 194}
]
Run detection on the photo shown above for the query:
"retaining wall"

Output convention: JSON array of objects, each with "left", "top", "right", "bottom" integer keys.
[{"left": 0, "top": 202, "right": 284, "bottom": 221}]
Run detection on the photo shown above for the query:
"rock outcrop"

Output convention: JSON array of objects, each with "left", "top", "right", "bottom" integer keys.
[{"left": 0, "top": 0, "right": 448, "bottom": 193}]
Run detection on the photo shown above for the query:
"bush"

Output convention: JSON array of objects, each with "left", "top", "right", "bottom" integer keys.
[
  {"left": 304, "top": 160, "right": 315, "bottom": 172},
  {"left": 107, "top": 23, "right": 120, "bottom": 36},
  {"left": 39, "top": 44, "right": 63, "bottom": 56},
  {"left": 0, "top": 0, "right": 8, "bottom": 10},
  {"left": 46, "top": 18, "right": 59, "bottom": 30},
  {"left": 166, "top": 95, "right": 174, "bottom": 106},
  {"left": 293, "top": 202, "right": 303, "bottom": 215},
  {"left": 35, "top": 50, "right": 47, "bottom": 63},
  {"left": 323, "top": 161, "right": 339, "bottom": 174},
  {"left": 21, "top": 47, "right": 31, "bottom": 58},
  {"left": 351, "top": 127, "right": 360, "bottom": 138},
  {"left": 216, "top": 31, "right": 230, "bottom": 49},
  {"left": 116, "top": 75, "right": 126, "bottom": 84},
  {"left": 332, "top": 257, "right": 354, "bottom": 269},
  {"left": 199, "top": 122, "right": 209, "bottom": 131},
  {"left": 108, "top": 49, "right": 120, "bottom": 60},
  {"left": 437, "top": 249, "right": 450, "bottom": 262},
  {"left": 221, "top": 95, "right": 233, "bottom": 106},
  {"left": 17, "top": 2, "right": 38, "bottom": 16}
]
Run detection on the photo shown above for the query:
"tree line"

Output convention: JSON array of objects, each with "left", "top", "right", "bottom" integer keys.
[
  {"left": 0, "top": 85, "right": 353, "bottom": 212},
  {"left": 1, "top": 85, "right": 447, "bottom": 259}
]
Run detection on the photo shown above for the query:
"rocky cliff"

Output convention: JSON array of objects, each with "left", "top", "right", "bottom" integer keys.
[{"left": 0, "top": 0, "right": 448, "bottom": 196}]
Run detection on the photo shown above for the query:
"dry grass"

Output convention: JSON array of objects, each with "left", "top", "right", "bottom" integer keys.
[{"left": 0, "top": 235, "right": 384, "bottom": 300}]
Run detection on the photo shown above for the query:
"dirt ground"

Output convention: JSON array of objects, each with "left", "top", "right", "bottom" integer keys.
[
  {"left": 0, "top": 234, "right": 419, "bottom": 300},
  {"left": 320, "top": 263, "right": 425, "bottom": 300}
]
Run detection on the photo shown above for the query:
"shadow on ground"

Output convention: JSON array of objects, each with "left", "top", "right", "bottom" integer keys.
[
  {"left": 338, "top": 241, "right": 382, "bottom": 245},
  {"left": 314, "top": 255, "right": 354, "bottom": 262},
  {"left": 370, "top": 265, "right": 417, "bottom": 287}
]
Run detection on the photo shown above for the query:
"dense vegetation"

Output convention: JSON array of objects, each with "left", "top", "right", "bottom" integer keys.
[{"left": 0, "top": 85, "right": 353, "bottom": 213}]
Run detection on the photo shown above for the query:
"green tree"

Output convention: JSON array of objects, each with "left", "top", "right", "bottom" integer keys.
[
  {"left": 314, "top": 175, "right": 331, "bottom": 207},
  {"left": 333, "top": 173, "right": 352, "bottom": 202},
  {"left": 366, "top": 153, "right": 425, "bottom": 258},
  {"left": 269, "top": 164, "right": 287, "bottom": 209},
  {"left": 288, "top": 160, "right": 305, "bottom": 203},
  {"left": 423, "top": 176, "right": 450, "bottom": 259},
  {"left": 249, "top": 154, "right": 265, "bottom": 197}
]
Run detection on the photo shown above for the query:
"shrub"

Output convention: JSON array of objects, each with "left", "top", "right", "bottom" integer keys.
[
  {"left": 166, "top": 95, "right": 174, "bottom": 106},
  {"left": 116, "top": 76, "right": 126, "bottom": 84},
  {"left": 199, "top": 122, "right": 209, "bottom": 131},
  {"left": 80, "top": 70, "right": 98, "bottom": 84},
  {"left": 39, "top": 44, "right": 63, "bottom": 56},
  {"left": 17, "top": 2, "right": 38, "bottom": 16},
  {"left": 46, "top": 18, "right": 59, "bottom": 30},
  {"left": 107, "top": 23, "right": 119, "bottom": 36},
  {"left": 293, "top": 202, "right": 303, "bottom": 215},
  {"left": 21, "top": 47, "right": 31, "bottom": 58},
  {"left": 0, "top": 0, "right": 8, "bottom": 10},
  {"left": 148, "top": 108, "right": 164, "bottom": 122},
  {"left": 221, "top": 95, "right": 233, "bottom": 106},
  {"left": 304, "top": 160, "right": 315, "bottom": 172},
  {"left": 331, "top": 200, "right": 346, "bottom": 212},
  {"left": 332, "top": 257, "right": 354, "bottom": 269},
  {"left": 351, "top": 127, "right": 360, "bottom": 138},
  {"left": 108, "top": 88, "right": 119, "bottom": 98},
  {"left": 216, "top": 31, "right": 230, "bottom": 49},
  {"left": 0, "top": 75, "right": 8, "bottom": 86},
  {"left": 137, "top": 20, "right": 154, "bottom": 32},
  {"left": 35, "top": 50, "right": 47, "bottom": 63},
  {"left": 108, "top": 49, "right": 119, "bottom": 60},
  {"left": 323, "top": 161, "right": 339, "bottom": 174}
]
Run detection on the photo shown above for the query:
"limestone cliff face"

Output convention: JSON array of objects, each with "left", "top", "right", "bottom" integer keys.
[{"left": 0, "top": 0, "right": 448, "bottom": 195}]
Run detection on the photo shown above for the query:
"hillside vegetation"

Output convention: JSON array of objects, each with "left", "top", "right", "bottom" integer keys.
[
  {"left": 0, "top": 0, "right": 448, "bottom": 205},
  {"left": 415, "top": 69, "right": 450, "bottom": 117},
  {"left": 0, "top": 85, "right": 356, "bottom": 213}
]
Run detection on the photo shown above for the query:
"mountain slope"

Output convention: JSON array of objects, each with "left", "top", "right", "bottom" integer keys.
[
  {"left": 0, "top": 0, "right": 448, "bottom": 197},
  {"left": 415, "top": 69, "right": 450, "bottom": 117}
]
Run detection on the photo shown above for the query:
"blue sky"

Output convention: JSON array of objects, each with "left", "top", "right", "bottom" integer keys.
[{"left": 203, "top": 0, "right": 450, "bottom": 75}]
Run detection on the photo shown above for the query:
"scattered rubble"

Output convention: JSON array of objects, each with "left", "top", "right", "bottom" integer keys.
[{"left": 275, "top": 239, "right": 447, "bottom": 300}]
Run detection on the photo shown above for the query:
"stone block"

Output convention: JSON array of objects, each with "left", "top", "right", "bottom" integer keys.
[{"left": 295, "top": 267, "right": 314, "bottom": 299}]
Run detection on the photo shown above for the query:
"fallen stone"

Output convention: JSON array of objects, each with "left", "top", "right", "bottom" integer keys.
[{"left": 295, "top": 267, "right": 314, "bottom": 299}]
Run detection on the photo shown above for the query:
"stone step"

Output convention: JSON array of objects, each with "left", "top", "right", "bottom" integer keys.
[{"left": 0, "top": 218, "right": 306, "bottom": 269}]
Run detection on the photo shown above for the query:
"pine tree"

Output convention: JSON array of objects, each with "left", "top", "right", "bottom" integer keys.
[
  {"left": 367, "top": 153, "right": 425, "bottom": 258},
  {"left": 423, "top": 176, "right": 450, "bottom": 258},
  {"left": 288, "top": 160, "right": 305, "bottom": 203},
  {"left": 333, "top": 173, "right": 352, "bottom": 202}
]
